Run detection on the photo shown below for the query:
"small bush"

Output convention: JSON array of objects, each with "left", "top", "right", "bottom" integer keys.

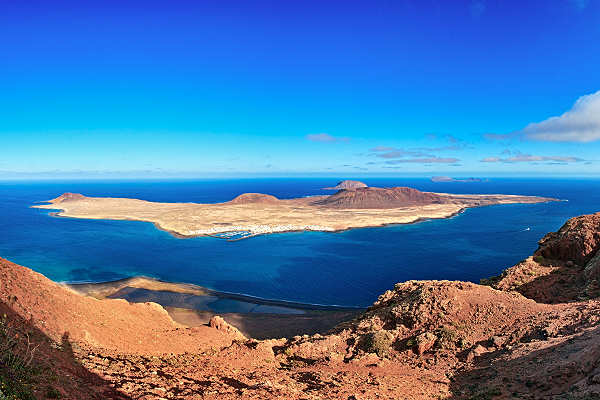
[
  {"left": 436, "top": 326, "right": 459, "bottom": 349},
  {"left": 363, "top": 331, "right": 394, "bottom": 357},
  {"left": 533, "top": 256, "right": 545, "bottom": 264},
  {"left": 0, "top": 314, "right": 38, "bottom": 400}
]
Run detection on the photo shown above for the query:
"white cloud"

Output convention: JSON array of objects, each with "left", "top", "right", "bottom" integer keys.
[
  {"left": 306, "top": 133, "right": 350, "bottom": 143},
  {"left": 386, "top": 157, "right": 460, "bottom": 164},
  {"left": 481, "top": 157, "right": 501, "bottom": 163},
  {"left": 370, "top": 146, "right": 396, "bottom": 152},
  {"left": 376, "top": 149, "right": 432, "bottom": 159},
  {"left": 370, "top": 136, "right": 467, "bottom": 159},
  {"left": 480, "top": 154, "right": 584, "bottom": 163},
  {"left": 486, "top": 90, "right": 600, "bottom": 142}
]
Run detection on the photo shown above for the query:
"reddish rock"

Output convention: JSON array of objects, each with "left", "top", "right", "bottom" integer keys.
[
  {"left": 209, "top": 315, "right": 247, "bottom": 341},
  {"left": 415, "top": 332, "right": 437, "bottom": 355},
  {"left": 466, "top": 344, "right": 489, "bottom": 362},
  {"left": 535, "top": 212, "right": 600, "bottom": 265},
  {"left": 489, "top": 335, "right": 505, "bottom": 348}
]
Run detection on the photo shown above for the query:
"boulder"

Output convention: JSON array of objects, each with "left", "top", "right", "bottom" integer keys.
[{"left": 208, "top": 316, "right": 246, "bottom": 341}]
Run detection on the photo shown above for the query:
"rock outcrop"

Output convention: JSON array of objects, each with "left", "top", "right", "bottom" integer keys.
[
  {"left": 209, "top": 315, "right": 247, "bottom": 341},
  {"left": 487, "top": 212, "right": 600, "bottom": 302},
  {"left": 535, "top": 212, "right": 600, "bottom": 265}
]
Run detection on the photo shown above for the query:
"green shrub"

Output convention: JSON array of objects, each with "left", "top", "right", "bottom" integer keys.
[
  {"left": 435, "top": 326, "right": 459, "bottom": 349},
  {"left": 0, "top": 315, "right": 37, "bottom": 400},
  {"left": 363, "top": 331, "right": 394, "bottom": 357}
]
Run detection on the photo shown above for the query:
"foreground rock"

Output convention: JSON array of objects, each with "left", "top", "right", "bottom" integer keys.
[
  {"left": 486, "top": 211, "right": 600, "bottom": 302},
  {"left": 5, "top": 213, "right": 600, "bottom": 398}
]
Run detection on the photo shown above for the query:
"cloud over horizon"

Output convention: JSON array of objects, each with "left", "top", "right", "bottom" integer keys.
[
  {"left": 373, "top": 149, "right": 432, "bottom": 159},
  {"left": 306, "top": 133, "right": 350, "bottom": 143},
  {"left": 480, "top": 154, "right": 584, "bottom": 163},
  {"left": 486, "top": 90, "right": 600, "bottom": 143},
  {"left": 369, "top": 136, "right": 468, "bottom": 161},
  {"left": 385, "top": 157, "right": 460, "bottom": 164}
]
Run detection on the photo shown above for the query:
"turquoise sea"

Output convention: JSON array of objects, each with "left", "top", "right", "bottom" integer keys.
[{"left": 1, "top": 178, "right": 599, "bottom": 307}]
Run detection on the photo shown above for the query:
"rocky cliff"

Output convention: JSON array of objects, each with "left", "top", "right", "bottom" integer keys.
[{"left": 3, "top": 213, "right": 600, "bottom": 398}]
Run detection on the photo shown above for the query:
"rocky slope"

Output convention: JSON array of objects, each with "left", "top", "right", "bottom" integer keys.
[{"left": 3, "top": 213, "right": 600, "bottom": 398}]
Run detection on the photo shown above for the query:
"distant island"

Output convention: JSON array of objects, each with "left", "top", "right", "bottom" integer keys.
[
  {"left": 322, "top": 179, "right": 368, "bottom": 190},
  {"left": 431, "top": 176, "right": 488, "bottom": 183},
  {"left": 33, "top": 183, "right": 557, "bottom": 240}
]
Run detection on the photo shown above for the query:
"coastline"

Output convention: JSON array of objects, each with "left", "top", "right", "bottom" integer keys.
[
  {"left": 66, "top": 275, "right": 365, "bottom": 311},
  {"left": 66, "top": 276, "right": 364, "bottom": 339},
  {"left": 46, "top": 204, "right": 469, "bottom": 241},
  {"left": 32, "top": 189, "right": 557, "bottom": 241},
  {"left": 41, "top": 198, "right": 555, "bottom": 241}
]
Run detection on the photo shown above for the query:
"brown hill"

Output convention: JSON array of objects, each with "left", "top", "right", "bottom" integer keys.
[
  {"left": 312, "top": 186, "right": 448, "bottom": 209},
  {"left": 226, "top": 193, "right": 280, "bottom": 205},
  {"left": 49, "top": 192, "right": 87, "bottom": 203}
]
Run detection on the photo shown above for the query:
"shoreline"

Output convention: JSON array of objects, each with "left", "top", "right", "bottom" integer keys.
[
  {"left": 48, "top": 202, "right": 526, "bottom": 242},
  {"left": 66, "top": 275, "right": 366, "bottom": 311},
  {"left": 72, "top": 200, "right": 541, "bottom": 241},
  {"left": 65, "top": 275, "right": 364, "bottom": 338},
  {"left": 32, "top": 190, "right": 558, "bottom": 240}
]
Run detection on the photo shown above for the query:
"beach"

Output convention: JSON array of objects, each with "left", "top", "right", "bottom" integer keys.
[{"left": 67, "top": 276, "right": 362, "bottom": 339}]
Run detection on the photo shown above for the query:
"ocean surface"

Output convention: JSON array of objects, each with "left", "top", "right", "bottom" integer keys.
[{"left": 1, "top": 178, "right": 599, "bottom": 308}]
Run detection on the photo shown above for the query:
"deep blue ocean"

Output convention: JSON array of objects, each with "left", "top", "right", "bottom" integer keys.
[{"left": 1, "top": 178, "right": 599, "bottom": 307}]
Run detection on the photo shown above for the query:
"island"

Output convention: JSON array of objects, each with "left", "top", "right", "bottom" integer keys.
[
  {"left": 32, "top": 183, "right": 556, "bottom": 239},
  {"left": 322, "top": 179, "right": 369, "bottom": 190},
  {"left": 431, "top": 176, "right": 487, "bottom": 183}
]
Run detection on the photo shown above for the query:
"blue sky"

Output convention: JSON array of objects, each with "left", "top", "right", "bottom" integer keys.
[{"left": 1, "top": 0, "right": 599, "bottom": 178}]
